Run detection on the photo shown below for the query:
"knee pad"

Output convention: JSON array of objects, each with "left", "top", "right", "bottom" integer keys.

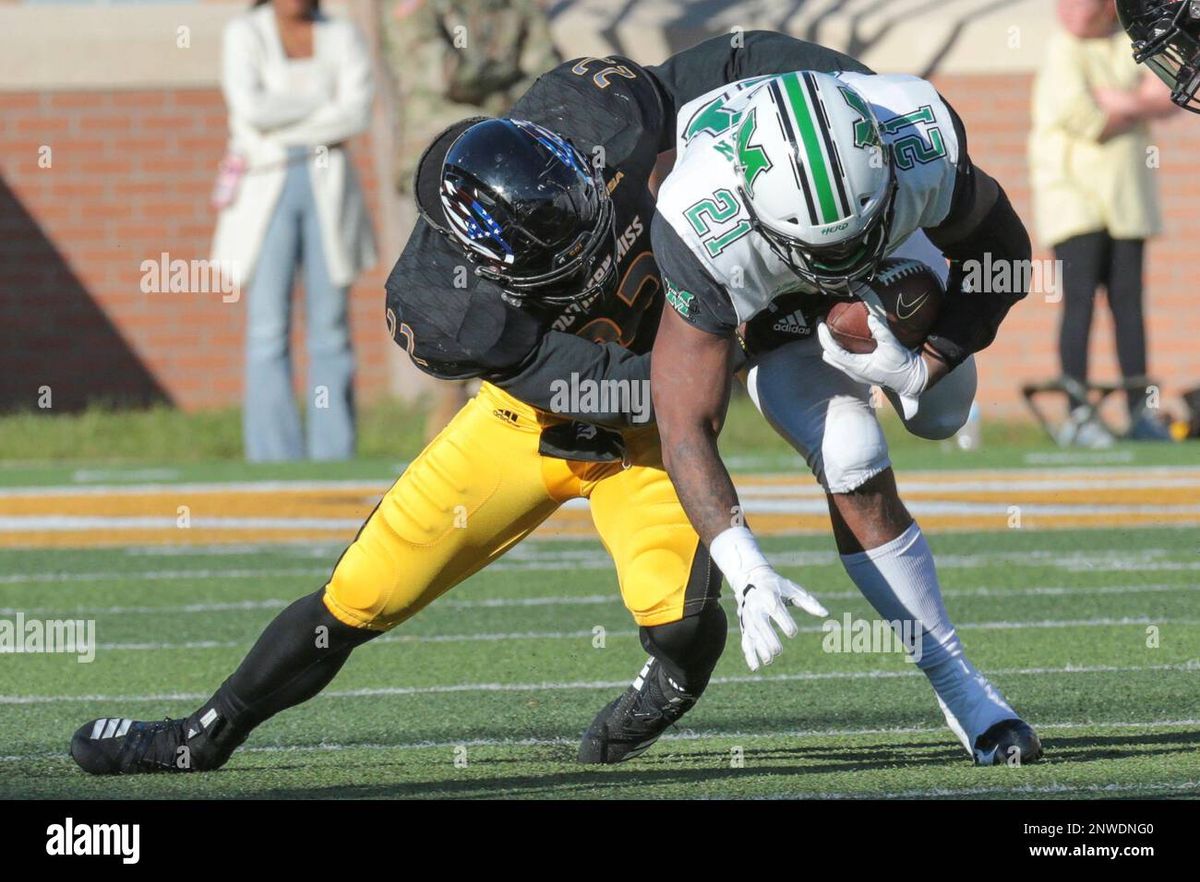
[
  {"left": 749, "top": 345, "right": 890, "bottom": 496},
  {"left": 818, "top": 396, "right": 891, "bottom": 494},
  {"left": 303, "top": 587, "right": 381, "bottom": 648},
  {"left": 323, "top": 544, "right": 401, "bottom": 630},
  {"left": 639, "top": 604, "right": 728, "bottom": 695}
]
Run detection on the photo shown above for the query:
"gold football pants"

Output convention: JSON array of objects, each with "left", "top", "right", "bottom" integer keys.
[{"left": 323, "top": 382, "right": 718, "bottom": 630}]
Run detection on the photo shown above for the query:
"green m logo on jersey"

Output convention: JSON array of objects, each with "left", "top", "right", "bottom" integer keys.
[
  {"left": 664, "top": 277, "right": 695, "bottom": 318},
  {"left": 839, "top": 86, "right": 882, "bottom": 151},
  {"left": 733, "top": 107, "right": 772, "bottom": 198},
  {"left": 682, "top": 76, "right": 771, "bottom": 143},
  {"left": 684, "top": 95, "right": 741, "bottom": 142}
]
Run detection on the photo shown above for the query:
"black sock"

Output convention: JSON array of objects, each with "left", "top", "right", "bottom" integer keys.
[
  {"left": 639, "top": 604, "right": 728, "bottom": 696},
  {"left": 187, "top": 588, "right": 379, "bottom": 767}
]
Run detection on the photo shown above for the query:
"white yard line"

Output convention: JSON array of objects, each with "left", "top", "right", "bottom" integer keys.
[
  {"left": 0, "top": 463, "right": 1195, "bottom": 498},
  {"left": 746, "top": 475, "right": 1200, "bottom": 495},
  {"left": 0, "top": 568, "right": 329, "bottom": 585},
  {"left": 1, "top": 544, "right": 1195, "bottom": 584},
  {"left": 1, "top": 617, "right": 1196, "bottom": 655},
  {"left": 2, "top": 661, "right": 1196, "bottom": 705},
  {"left": 2, "top": 581, "right": 1193, "bottom": 618},
  {"left": 0, "top": 594, "right": 620, "bottom": 616},
  {"left": 4, "top": 499, "right": 1199, "bottom": 533},
  {"left": 0, "top": 480, "right": 393, "bottom": 498}
]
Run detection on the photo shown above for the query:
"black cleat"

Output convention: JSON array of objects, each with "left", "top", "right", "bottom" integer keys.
[
  {"left": 973, "top": 718, "right": 1043, "bottom": 766},
  {"left": 578, "top": 658, "right": 698, "bottom": 765},
  {"left": 71, "top": 712, "right": 239, "bottom": 775}
]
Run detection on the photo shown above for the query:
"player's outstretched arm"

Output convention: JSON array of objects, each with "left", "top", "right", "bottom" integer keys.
[
  {"left": 653, "top": 307, "right": 827, "bottom": 670},
  {"left": 651, "top": 305, "right": 738, "bottom": 546}
]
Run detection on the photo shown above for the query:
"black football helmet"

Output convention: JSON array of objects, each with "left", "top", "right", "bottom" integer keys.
[
  {"left": 1118, "top": 0, "right": 1200, "bottom": 111},
  {"left": 437, "top": 117, "right": 617, "bottom": 308}
]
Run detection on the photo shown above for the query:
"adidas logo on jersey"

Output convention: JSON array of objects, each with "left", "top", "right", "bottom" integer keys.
[
  {"left": 772, "top": 309, "right": 811, "bottom": 336},
  {"left": 493, "top": 408, "right": 519, "bottom": 425}
]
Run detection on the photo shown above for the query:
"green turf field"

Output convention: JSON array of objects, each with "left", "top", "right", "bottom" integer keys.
[
  {"left": 1, "top": 400, "right": 1197, "bottom": 798},
  {"left": 1, "top": 519, "right": 1197, "bottom": 799}
]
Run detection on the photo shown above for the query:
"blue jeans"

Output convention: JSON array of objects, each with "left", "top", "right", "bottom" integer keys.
[{"left": 244, "top": 155, "right": 355, "bottom": 461}]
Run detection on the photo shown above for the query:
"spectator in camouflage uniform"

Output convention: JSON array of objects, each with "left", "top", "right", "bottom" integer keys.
[{"left": 381, "top": 0, "right": 561, "bottom": 440}]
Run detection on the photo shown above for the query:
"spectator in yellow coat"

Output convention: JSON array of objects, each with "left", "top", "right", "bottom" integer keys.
[{"left": 1029, "top": 0, "right": 1178, "bottom": 445}]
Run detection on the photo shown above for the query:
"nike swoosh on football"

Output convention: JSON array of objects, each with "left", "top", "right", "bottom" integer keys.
[{"left": 895, "top": 292, "right": 929, "bottom": 321}]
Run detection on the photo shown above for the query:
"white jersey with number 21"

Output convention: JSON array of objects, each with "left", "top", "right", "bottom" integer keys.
[{"left": 657, "top": 71, "right": 961, "bottom": 325}]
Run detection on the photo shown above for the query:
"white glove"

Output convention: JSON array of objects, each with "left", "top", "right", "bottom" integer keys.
[
  {"left": 710, "top": 527, "right": 829, "bottom": 671},
  {"left": 817, "top": 312, "right": 928, "bottom": 419}
]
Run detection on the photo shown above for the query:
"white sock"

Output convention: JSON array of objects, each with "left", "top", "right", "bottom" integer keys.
[{"left": 840, "top": 521, "right": 1016, "bottom": 752}]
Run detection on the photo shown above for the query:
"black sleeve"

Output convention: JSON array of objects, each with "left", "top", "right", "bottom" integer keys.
[
  {"left": 922, "top": 97, "right": 1032, "bottom": 369},
  {"left": 650, "top": 210, "right": 739, "bottom": 337},
  {"left": 489, "top": 333, "right": 653, "bottom": 427},
  {"left": 924, "top": 184, "right": 1032, "bottom": 368},
  {"left": 385, "top": 220, "right": 546, "bottom": 380},
  {"left": 647, "top": 31, "right": 873, "bottom": 123},
  {"left": 395, "top": 301, "right": 542, "bottom": 381},
  {"left": 512, "top": 56, "right": 670, "bottom": 172}
]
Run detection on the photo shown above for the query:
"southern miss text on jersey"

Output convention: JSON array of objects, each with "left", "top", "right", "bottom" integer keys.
[{"left": 653, "top": 71, "right": 969, "bottom": 337}]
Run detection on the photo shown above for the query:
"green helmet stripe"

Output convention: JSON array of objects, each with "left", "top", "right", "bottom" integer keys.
[{"left": 780, "top": 72, "right": 838, "bottom": 225}]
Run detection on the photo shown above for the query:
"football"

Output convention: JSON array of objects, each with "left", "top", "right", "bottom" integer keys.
[{"left": 824, "top": 257, "right": 945, "bottom": 354}]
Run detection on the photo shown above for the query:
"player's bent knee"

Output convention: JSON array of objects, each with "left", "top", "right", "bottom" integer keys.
[
  {"left": 621, "top": 548, "right": 691, "bottom": 619},
  {"left": 819, "top": 399, "right": 890, "bottom": 494},
  {"left": 902, "top": 408, "right": 967, "bottom": 441},
  {"left": 620, "top": 535, "right": 723, "bottom": 628},
  {"left": 323, "top": 544, "right": 418, "bottom": 632},
  {"left": 903, "top": 356, "right": 977, "bottom": 440}
]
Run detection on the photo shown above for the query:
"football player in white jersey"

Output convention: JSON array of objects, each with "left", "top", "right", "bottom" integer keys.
[{"left": 650, "top": 70, "right": 1043, "bottom": 765}]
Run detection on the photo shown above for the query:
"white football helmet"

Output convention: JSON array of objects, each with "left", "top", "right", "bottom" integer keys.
[{"left": 731, "top": 71, "right": 897, "bottom": 291}]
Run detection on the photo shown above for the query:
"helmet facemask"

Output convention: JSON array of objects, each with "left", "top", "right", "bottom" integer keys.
[
  {"left": 741, "top": 168, "right": 898, "bottom": 294},
  {"left": 1125, "top": 0, "right": 1200, "bottom": 111},
  {"left": 727, "top": 72, "right": 900, "bottom": 295}
]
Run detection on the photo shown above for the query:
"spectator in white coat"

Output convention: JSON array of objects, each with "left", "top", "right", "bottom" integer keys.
[{"left": 212, "top": 0, "right": 376, "bottom": 461}]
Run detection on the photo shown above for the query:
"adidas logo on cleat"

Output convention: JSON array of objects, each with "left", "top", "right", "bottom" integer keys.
[{"left": 88, "top": 718, "right": 134, "bottom": 740}]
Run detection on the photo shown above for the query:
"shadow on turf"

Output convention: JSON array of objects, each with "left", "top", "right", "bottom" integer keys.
[
  {"left": 224, "top": 738, "right": 973, "bottom": 799},
  {"left": 205, "top": 730, "right": 1200, "bottom": 798},
  {"left": 1041, "top": 729, "right": 1200, "bottom": 764}
]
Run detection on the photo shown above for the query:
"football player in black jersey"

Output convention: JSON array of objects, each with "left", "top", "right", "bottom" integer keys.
[
  {"left": 69, "top": 33, "right": 864, "bottom": 774},
  {"left": 1118, "top": 0, "right": 1200, "bottom": 109}
]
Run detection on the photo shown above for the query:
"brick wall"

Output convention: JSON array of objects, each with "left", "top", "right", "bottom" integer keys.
[
  {"left": 0, "top": 88, "right": 390, "bottom": 413},
  {"left": 934, "top": 73, "right": 1200, "bottom": 421},
  {"left": 2, "top": 73, "right": 1198, "bottom": 419}
]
